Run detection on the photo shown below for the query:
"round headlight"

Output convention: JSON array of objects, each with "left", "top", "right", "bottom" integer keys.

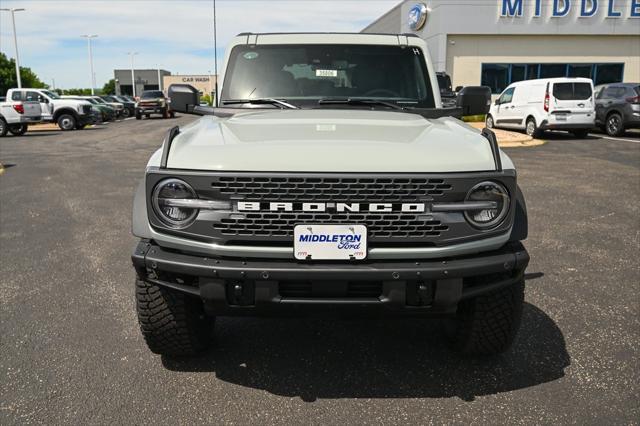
[
  {"left": 152, "top": 178, "right": 198, "bottom": 228},
  {"left": 464, "top": 181, "right": 510, "bottom": 229}
]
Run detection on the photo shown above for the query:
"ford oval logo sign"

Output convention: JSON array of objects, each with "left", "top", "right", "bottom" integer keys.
[{"left": 408, "top": 3, "right": 428, "bottom": 31}]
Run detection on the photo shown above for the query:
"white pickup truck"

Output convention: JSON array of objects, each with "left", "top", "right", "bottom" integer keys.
[
  {"left": 0, "top": 94, "right": 42, "bottom": 137},
  {"left": 6, "top": 88, "right": 94, "bottom": 131}
]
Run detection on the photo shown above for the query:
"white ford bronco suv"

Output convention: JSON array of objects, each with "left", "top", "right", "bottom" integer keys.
[{"left": 132, "top": 33, "right": 529, "bottom": 357}]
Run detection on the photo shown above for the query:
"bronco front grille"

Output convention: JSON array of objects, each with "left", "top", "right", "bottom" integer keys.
[
  {"left": 213, "top": 212, "right": 449, "bottom": 239},
  {"left": 210, "top": 176, "right": 453, "bottom": 202}
]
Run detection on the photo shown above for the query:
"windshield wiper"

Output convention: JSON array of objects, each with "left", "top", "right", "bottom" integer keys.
[
  {"left": 222, "top": 98, "right": 298, "bottom": 109},
  {"left": 317, "top": 98, "right": 405, "bottom": 110}
]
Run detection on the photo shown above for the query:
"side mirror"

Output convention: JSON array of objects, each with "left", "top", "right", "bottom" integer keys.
[
  {"left": 494, "top": 99, "right": 500, "bottom": 105},
  {"left": 456, "top": 86, "right": 491, "bottom": 116},
  {"left": 168, "top": 84, "right": 201, "bottom": 114},
  {"left": 454, "top": 86, "right": 463, "bottom": 92}
]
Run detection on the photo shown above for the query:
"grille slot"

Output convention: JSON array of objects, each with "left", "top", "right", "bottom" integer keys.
[
  {"left": 213, "top": 213, "right": 449, "bottom": 239},
  {"left": 279, "top": 281, "right": 382, "bottom": 298},
  {"left": 211, "top": 176, "right": 453, "bottom": 202}
]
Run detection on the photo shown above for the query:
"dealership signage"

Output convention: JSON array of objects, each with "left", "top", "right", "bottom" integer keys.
[
  {"left": 181, "top": 76, "right": 211, "bottom": 83},
  {"left": 501, "top": 0, "right": 640, "bottom": 17}
]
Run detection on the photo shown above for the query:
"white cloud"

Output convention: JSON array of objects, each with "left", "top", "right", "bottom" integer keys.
[{"left": 0, "top": 0, "right": 400, "bottom": 88}]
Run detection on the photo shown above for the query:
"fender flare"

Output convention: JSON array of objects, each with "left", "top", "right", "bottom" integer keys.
[
  {"left": 132, "top": 178, "right": 152, "bottom": 238},
  {"left": 509, "top": 185, "right": 528, "bottom": 242},
  {"left": 52, "top": 107, "right": 79, "bottom": 122}
]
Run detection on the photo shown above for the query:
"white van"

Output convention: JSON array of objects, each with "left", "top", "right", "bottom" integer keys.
[{"left": 486, "top": 77, "right": 595, "bottom": 138}]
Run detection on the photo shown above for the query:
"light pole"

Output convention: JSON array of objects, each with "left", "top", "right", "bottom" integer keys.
[
  {"left": 0, "top": 8, "right": 26, "bottom": 88},
  {"left": 81, "top": 34, "right": 98, "bottom": 94},
  {"left": 128, "top": 52, "right": 138, "bottom": 97},
  {"left": 156, "top": 64, "right": 162, "bottom": 91}
]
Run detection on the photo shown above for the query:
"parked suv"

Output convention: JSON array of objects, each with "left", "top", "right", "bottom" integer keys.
[
  {"left": 487, "top": 77, "right": 595, "bottom": 138},
  {"left": 594, "top": 83, "right": 640, "bottom": 137},
  {"left": 132, "top": 33, "right": 529, "bottom": 358},
  {"left": 113, "top": 95, "right": 136, "bottom": 118},
  {"left": 135, "top": 90, "right": 174, "bottom": 119},
  {"left": 6, "top": 88, "right": 93, "bottom": 130}
]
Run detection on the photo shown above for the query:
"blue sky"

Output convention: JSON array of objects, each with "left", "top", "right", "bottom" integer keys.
[{"left": 0, "top": 0, "right": 399, "bottom": 89}]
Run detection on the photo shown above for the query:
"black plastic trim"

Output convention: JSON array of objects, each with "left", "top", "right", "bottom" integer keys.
[
  {"left": 481, "top": 128, "right": 503, "bottom": 172},
  {"left": 159, "top": 126, "right": 180, "bottom": 169}
]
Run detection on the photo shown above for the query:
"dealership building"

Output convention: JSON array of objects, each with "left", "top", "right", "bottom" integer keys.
[
  {"left": 113, "top": 69, "right": 172, "bottom": 96},
  {"left": 363, "top": 0, "right": 640, "bottom": 94}
]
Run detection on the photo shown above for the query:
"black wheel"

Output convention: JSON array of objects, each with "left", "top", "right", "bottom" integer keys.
[
  {"left": 57, "top": 114, "right": 76, "bottom": 131},
  {"left": 485, "top": 114, "right": 494, "bottom": 129},
  {"left": 0, "top": 118, "right": 8, "bottom": 137},
  {"left": 170, "top": 111, "right": 175, "bottom": 118},
  {"left": 571, "top": 129, "right": 589, "bottom": 139},
  {"left": 525, "top": 117, "right": 540, "bottom": 137},
  {"left": 135, "top": 278, "right": 213, "bottom": 357},
  {"left": 605, "top": 112, "right": 624, "bottom": 137},
  {"left": 135, "top": 112, "right": 142, "bottom": 120},
  {"left": 446, "top": 279, "right": 524, "bottom": 355},
  {"left": 8, "top": 124, "right": 28, "bottom": 136},
  {"left": 121, "top": 108, "right": 131, "bottom": 118},
  {"left": 162, "top": 108, "right": 169, "bottom": 119}
]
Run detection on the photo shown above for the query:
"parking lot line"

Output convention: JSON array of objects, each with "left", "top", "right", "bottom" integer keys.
[{"left": 591, "top": 134, "right": 640, "bottom": 144}]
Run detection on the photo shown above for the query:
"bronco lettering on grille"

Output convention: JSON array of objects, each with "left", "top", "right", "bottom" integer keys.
[{"left": 237, "top": 202, "right": 426, "bottom": 213}]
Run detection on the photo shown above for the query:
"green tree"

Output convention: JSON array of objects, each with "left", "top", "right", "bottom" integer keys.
[
  {"left": 101, "top": 78, "right": 115, "bottom": 95},
  {"left": 0, "top": 52, "right": 47, "bottom": 94}
]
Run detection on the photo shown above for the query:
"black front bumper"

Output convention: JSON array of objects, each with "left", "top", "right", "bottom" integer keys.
[
  {"left": 136, "top": 106, "right": 165, "bottom": 114},
  {"left": 78, "top": 114, "right": 95, "bottom": 126},
  {"left": 132, "top": 241, "right": 529, "bottom": 316}
]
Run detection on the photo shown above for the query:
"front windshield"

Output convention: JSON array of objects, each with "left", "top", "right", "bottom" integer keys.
[
  {"left": 41, "top": 90, "right": 60, "bottom": 99},
  {"left": 114, "top": 96, "right": 128, "bottom": 102},
  {"left": 83, "top": 98, "right": 97, "bottom": 105},
  {"left": 141, "top": 90, "right": 163, "bottom": 99},
  {"left": 93, "top": 97, "right": 106, "bottom": 104},
  {"left": 221, "top": 44, "right": 435, "bottom": 108}
]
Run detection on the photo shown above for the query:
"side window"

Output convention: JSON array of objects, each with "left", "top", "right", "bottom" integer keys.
[
  {"left": 11, "top": 91, "right": 23, "bottom": 101},
  {"left": 25, "top": 91, "right": 40, "bottom": 102},
  {"left": 602, "top": 87, "right": 619, "bottom": 99},
  {"left": 499, "top": 87, "right": 515, "bottom": 104}
]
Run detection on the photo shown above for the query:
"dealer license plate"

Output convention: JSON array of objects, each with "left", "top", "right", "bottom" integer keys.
[
  {"left": 294, "top": 224, "right": 367, "bottom": 260},
  {"left": 556, "top": 113, "right": 567, "bottom": 121}
]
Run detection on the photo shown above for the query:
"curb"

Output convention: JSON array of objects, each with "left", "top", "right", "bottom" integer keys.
[{"left": 467, "top": 122, "right": 546, "bottom": 148}]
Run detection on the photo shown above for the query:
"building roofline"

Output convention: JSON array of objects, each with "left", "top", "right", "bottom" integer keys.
[{"left": 360, "top": 0, "right": 404, "bottom": 33}]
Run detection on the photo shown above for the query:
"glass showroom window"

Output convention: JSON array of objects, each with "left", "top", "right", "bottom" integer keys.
[{"left": 481, "top": 63, "right": 624, "bottom": 93}]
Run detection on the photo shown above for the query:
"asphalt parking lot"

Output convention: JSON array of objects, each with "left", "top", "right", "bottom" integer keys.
[{"left": 1, "top": 117, "right": 638, "bottom": 424}]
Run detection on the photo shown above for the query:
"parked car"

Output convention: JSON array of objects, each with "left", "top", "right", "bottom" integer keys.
[
  {"left": 0, "top": 94, "right": 42, "bottom": 136},
  {"left": 486, "top": 77, "right": 595, "bottom": 138},
  {"left": 131, "top": 32, "right": 529, "bottom": 358},
  {"left": 112, "top": 95, "right": 136, "bottom": 117},
  {"left": 61, "top": 96, "right": 113, "bottom": 123},
  {"left": 6, "top": 88, "right": 93, "bottom": 130},
  {"left": 436, "top": 71, "right": 457, "bottom": 108},
  {"left": 135, "top": 90, "right": 174, "bottom": 119},
  {"left": 98, "top": 95, "right": 126, "bottom": 117},
  {"left": 594, "top": 83, "right": 640, "bottom": 136}
]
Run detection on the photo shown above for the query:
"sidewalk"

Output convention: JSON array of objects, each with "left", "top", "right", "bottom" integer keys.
[{"left": 467, "top": 122, "right": 546, "bottom": 147}]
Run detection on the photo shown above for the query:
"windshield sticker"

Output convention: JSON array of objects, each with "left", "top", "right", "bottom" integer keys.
[
  {"left": 243, "top": 51, "right": 259, "bottom": 60},
  {"left": 316, "top": 69, "right": 338, "bottom": 77}
]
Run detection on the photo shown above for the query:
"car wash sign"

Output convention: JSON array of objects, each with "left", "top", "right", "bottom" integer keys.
[{"left": 500, "top": 0, "right": 640, "bottom": 18}]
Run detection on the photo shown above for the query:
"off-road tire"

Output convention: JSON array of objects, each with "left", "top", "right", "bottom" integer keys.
[
  {"left": 162, "top": 108, "right": 169, "bottom": 119},
  {"left": 447, "top": 278, "right": 524, "bottom": 355},
  {"left": 485, "top": 114, "right": 494, "bottom": 129},
  {"left": 571, "top": 129, "right": 589, "bottom": 139},
  {"left": 135, "top": 111, "right": 142, "bottom": 120},
  {"left": 135, "top": 278, "right": 213, "bottom": 357},
  {"left": 57, "top": 114, "right": 77, "bottom": 131},
  {"left": 170, "top": 111, "right": 175, "bottom": 118},
  {"left": 605, "top": 112, "right": 624, "bottom": 137},
  {"left": 122, "top": 108, "right": 131, "bottom": 118},
  {"left": 0, "top": 118, "right": 8, "bottom": 137},
  {"left": 8, "top": 124, "right": 28, "bottom": 136}
]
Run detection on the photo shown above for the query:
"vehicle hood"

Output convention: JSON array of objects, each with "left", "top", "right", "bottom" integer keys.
[{"left": 164, "top": 109, "right": 509, "bottom": 173}]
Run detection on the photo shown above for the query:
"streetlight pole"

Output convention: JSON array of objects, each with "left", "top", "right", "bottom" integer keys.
[
  {"left": 81, "top": 34, "right": 98, "bottom": 94},
  {"left": 128, "top": 52, "right": 138, "bottom": 97},
  {"left": 156, "top": 64, "right": 162, "bottom": 91},
  {"left": 0, "top": 8, "right": 26, "bottom": 88}
]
